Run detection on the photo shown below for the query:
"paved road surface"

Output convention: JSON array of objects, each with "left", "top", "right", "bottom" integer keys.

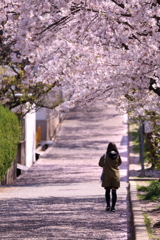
[{"left": 0, "top": 101, "right": 129, "bottom": 239}]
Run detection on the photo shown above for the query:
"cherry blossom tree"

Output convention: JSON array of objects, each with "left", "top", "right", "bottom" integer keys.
[{"left": 0, "top": 0, "right": 160, "bottom": 117}]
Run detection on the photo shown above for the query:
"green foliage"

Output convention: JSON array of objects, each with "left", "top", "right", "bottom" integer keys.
[
  {"left": 130, "top": 110, "right": 160, "bottom": 170},
  {"left": 130, "top": 124, "right": 150, "bottom": 163},
  {"left": 131, "top": 125, "right": 139, "bottom": 153},
  {"left": 0, "top": 105, "right": 20, "bottom": 180},
  {"left": 144, "top": 111, "right": 160, "bottom": 170},
  {"left": 137, "top": 185, "right": 149, "bottom": 192},
  {"left": 137, "top": 180, "right": 160, "bottom": 201}
]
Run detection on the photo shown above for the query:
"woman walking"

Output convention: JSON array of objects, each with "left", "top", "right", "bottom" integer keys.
[{"left": 99, "top": 142, "right": 122, "bottom": 212}]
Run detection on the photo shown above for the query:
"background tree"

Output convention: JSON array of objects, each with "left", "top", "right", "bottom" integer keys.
[
  {"left": 0, "top": 29, "right": 61, "bottom": 114},
  {"left": 0, "top": 1, "right": 160, "bottom": 115}
]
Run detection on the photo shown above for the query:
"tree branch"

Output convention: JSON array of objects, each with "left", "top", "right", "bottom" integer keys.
[
  {"left": 149, "top": 78, "right": 160, "bottom": 96},
  {"left": 111, "top": 0, "right": 125, "bottom": 9}
]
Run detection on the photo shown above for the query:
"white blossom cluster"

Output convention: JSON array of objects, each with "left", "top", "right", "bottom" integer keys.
[{"left": 0, "top": 0, "right": 160, "bottom": 116}]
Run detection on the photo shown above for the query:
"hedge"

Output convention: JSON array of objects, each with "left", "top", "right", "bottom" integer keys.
[{"left": 0, "top": 105, "right": 20, "bottom": 180}]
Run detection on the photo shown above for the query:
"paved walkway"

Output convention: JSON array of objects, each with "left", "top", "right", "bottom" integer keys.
[{"left": 0, "top": 101, "right": 129, "bottom": 240}]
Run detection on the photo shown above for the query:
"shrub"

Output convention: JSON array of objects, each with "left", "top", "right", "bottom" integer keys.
[
  {"left": 0, "top": 105, "right": 20, "bottom": 180},
  {"left": 137, "top": 180, "right": 160, "bottom": 201}
]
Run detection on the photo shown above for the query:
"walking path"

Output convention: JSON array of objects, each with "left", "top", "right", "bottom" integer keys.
[{"left": 0, "top": 101, "right": 129, "bottom": 240}]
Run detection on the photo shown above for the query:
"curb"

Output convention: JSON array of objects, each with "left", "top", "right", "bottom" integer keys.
[
  {"left": 129, "top": 177, "right": 159, "bottom": 240},
  {"left": 129, "top": 181, "right": 149, "bottom": 240},
  {"left": 129, "top": 177, "right": 159, "bottom": 181}
]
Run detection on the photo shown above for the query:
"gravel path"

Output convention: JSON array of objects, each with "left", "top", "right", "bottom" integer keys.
[{"left": 0, "top": 101, "right": 129, "bottom": 239}]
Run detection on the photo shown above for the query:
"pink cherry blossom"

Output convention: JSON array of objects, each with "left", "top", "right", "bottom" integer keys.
[{"left": 0, "top": 0, "right": 160, "bottom": 117}]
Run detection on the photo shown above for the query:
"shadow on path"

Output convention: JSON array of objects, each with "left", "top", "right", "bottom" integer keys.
[{"left": 0, "top": 196, "right": 128, "bottom": 239}]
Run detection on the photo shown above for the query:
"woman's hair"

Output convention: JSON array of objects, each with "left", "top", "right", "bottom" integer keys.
[{"left": 107, "top": 142, "right": 119, "bottom": 153}]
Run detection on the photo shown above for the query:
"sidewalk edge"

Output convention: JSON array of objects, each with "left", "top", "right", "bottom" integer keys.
[{"left": 129, "top": 181, "right": 149, "bottom": 240}]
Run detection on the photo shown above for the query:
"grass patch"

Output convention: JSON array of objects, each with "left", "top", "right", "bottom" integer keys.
[
  {"left": 144, "top": 214, "right": 160, "bottom": 240},
  {"left": 137, "top": 180, "right": 160, "bottom": 201},
  {"left": 143, "top": 213, "right": 152, "bottom": 238},
  {"left": 130, "top": 125, "right": 139, "bottom": 154},
  {"left": 137, "top": 185, "right": 149, "bottom": 192}
]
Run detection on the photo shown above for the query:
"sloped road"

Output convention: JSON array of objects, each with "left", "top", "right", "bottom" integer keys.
[{"left": 0, "top": 101, "right": 129, "bottom": 239}]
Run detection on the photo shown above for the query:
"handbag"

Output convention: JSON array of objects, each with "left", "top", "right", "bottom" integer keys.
[
  {"left": 100, "top": 153, "right": 106, "bottom": 181},
  {"left": 100, "top": 171, "right": 104, "bottom": 181}
]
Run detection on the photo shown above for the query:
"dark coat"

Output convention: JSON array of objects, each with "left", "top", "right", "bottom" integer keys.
[{"left": 99, "top": 151, "right": 122, "bottom": 188}]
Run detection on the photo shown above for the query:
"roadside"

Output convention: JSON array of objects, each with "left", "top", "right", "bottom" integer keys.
[{"left": 128, "top": 124, "right": 160, "bottom": 240}]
